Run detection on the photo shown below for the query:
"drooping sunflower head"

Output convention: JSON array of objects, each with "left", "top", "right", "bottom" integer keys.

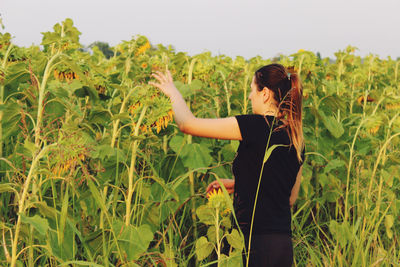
[{"left": 135, "top": 41, "right": 151, "bottom": 57}]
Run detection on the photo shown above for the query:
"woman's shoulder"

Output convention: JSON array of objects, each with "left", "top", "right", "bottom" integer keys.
[
  {"left": 235, "top": 114, "right": 278, "bottom": 141},
  {"left": 235, "top": 114, "right": 276, "bottom": 123},
  {"left": 235, "top": 114, "right": 264, "bottom": 119},
  {"left": 235, "top": 114, "right": 270, "bottom": 129}
]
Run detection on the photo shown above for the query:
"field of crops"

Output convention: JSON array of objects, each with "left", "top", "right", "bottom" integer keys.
[{"left": 0, "top": 19, "right": 399, "bottom": 267}]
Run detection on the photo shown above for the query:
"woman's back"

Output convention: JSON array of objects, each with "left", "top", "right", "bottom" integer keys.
[{"left": 232, "top": 114, "right": 304, "bottom": 236}]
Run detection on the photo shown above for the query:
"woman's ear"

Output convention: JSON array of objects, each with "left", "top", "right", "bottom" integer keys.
[{"left": 262, "top": 87, "right": 271, "bottom": 103}]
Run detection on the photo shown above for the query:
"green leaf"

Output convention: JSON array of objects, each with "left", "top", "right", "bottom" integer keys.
[
  {"left": 231, "top": 139, "right": 239, "bottom": 150},
  {"left": 169, "top": 135, "right": 185, "bottom": 153},
  {"left": 319, "top": 110, "right": 344, "bottom": 138},
  {"left": 0, "top": 183, "right": 16, "bottom": 193},
  {"left": 59, "top": 185, "right": 69, "bottom": 244},
  {"left": 221, "top": 143, "right": 236, "bottom": 161},
  {"left": 263, "top": 144, "right": 287, "bottom": 164},
  {"left": 34, "top": 202, "right": 94, "bottom": 261},
  {"left": 318, "top": 173, "right": 329, "bottom": 188},
  {"left": 111, "top": 112, "right": 131, "bottom": 121},
  {"left": 174, "top": 81, "right": 193, "bottom": 98},
  {"left": 59, "top": 261, "right": 104, "bottom": 267},
  {"left": 385, "top": 215, "right": 394, "bottom": 239},
  {"left": 74, "top": 86, "right": 99, "bottom": 101},
  {"left": 207, "top": 225, "right": 217, "bottom": 243},
  {"left": 35, "top": 201, "right": 57, "bottom": 220},
  {"left": 329, "top": 220, "right": 352, "bottom": 247},
  {"left": 150, "top": 175, "right": 180, "bottom": 202},
  {"left": 226, "top": 229, "right": 243, "bottom": 250},
  {"left": 189, "top": 79, "right": 203, "bottom": 90},
  {"left": 4, "top": 63, "right": 29, "bottom": 86},
  {"left": 47, "top": 80, "right": 75, "bottom": 98},
  {"left": 41, "top": 32, "right": 61, "bottom": 46},
  {"left": 20, "top": 214, "right": 49, "bottom": 236},
  {"left": 87, "top": 179, "right": 109, "bottom": 216},
  {"left": 211, "top": 166, "right": 230, "bottom": 181},
  {"left": 48, "top": 223, "right": 76, "bottom": 260},
  {"left": 324, "top": 159, "right": 346, "bottom": 174},
  {"left": 143, "top": 204, "right": 160, "bottom": 226},
  {"left": 381, "top": 169, "right": 394, "bottom": 187},
  {"left": 206, "top": 225, "right": 224, "bottom": 244},
  {"left": 221, "top": 251, "right": 243, "bottom": 267},
  {"left": 112, "top": 221, "right": 154, "bottom": 261},
  {"left": 180, "top": 143, "right": 212, "bottom": 170},
  {"left": 67, "top": 79, "right": 83, "bottom": 91},
  {"left": 196, "top": 205, "right": 214, "bottom": 225},
  {"left": 91, "top": 145, "right": 127, "bottom": 161},
  {"left": 2, "top": 102, "right": 21, "bottom": 140},
  {"left": 23, "top": 139, "right": 37, "bottom": 155},
  {"left": 220, "top": 216, "right": 232, "bottom": 229},
  {"left": 88, "top": 108, "right": 111, "bottom": 125},
  {"left": 195, "top": 236, "right": 214, "bottom": 261},
  {"left": 45, "top": 100, "right": 66, "bottom": 118},
  {"left": 174, "top": 182, "right": 191, "bottom": 203}
]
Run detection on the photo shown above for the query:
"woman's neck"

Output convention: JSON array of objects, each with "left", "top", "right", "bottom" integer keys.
[{"left": 263, "top": 110, "right": 277, "bottom": 116}]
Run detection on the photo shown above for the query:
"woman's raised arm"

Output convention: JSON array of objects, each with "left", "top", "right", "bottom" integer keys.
[{"left": 149, "top": 70, "right": 242, "bottom": 140}]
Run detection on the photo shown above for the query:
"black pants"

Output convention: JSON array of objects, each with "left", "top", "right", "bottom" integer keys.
[{"left": 242, "top": 233, "right": 293, "bottom": 267}]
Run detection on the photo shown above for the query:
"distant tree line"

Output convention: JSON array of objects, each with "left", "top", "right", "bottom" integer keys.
[{"left": 88, "top": 41, "right": 114, "bottom": 59}]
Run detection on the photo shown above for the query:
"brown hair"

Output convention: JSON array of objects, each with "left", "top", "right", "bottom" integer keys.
[{"left": 254, "top": 63, "right": 304, "bottom": 162}]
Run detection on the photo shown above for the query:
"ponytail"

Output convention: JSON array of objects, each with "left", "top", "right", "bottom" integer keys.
[
  {"left": 285, "top": 73, "right": 304, "bottom": 163},
  {"left": 255, "top": 64, "right": 304, "bottom": 163}
]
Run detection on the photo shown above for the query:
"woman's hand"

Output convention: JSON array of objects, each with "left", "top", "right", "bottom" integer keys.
[
  {"left": 206, "top": 179, "right": 235, "bottom": 195},
  {"left": 149, "top": 70, "right": 179, "bottom": 98},
  {"left": 148, "top": 69, "right": 242, "bottom": 141}
]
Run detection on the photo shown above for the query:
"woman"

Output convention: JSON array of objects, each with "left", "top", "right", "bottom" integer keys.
[{"left": 150, "top": 63, "right": 304, "bottom": 266}]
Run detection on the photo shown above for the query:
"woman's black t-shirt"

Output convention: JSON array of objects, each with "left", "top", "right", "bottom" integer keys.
[{"left": 232, "top": 114, "right": 304, "bottom": 236}]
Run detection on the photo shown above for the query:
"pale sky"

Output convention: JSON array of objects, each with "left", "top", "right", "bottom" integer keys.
[{"left": 2, "top": 0, "right": 400, "bottom": 59}]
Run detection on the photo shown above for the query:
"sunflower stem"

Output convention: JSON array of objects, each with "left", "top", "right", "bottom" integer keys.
[
  {"left": 125, "top": 105, "right": 147, "bottom": 226},
  {"left": 216, "top": 207, "right": 221, "bottom": 267}
]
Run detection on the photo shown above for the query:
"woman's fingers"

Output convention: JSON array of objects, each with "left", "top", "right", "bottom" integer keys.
[
  {"left": 206, "top": 181, "right": 219, "bottom": 193},
  {"left": 148, "top": 81, "right": 161, "bottom": 88},
  {"left": 166, "top": 69, "right": 173, "bottom": 82},
  {"left": 151, "top": 73, "right": 164, "bottom": 83},
  {"left": 155, "top": 71, "right": 168, "bottom": 80},
  {"left": 206, "top": 179, "right": 235, "bottom": 194},
  {"left": 149, "top": 70, "right": 179, "bottom": 99},
  {"left": 206, "top": 183, "right": 214, "bottom": 193},
  {"left": 206, "top": 185, "right": 212, "bottom": 193},
  {"left": 151, "top": 71, "right": 173, "bottom": 85}
]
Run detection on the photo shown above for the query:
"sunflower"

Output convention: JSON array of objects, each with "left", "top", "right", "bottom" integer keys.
[
  {"left": 128, "top": 102, "right": 142, "bottom": 115},
  {"left": 53, "top": 70, "right": 79, "bottom": 82},
  {"left": 368, "top": 125, "right": 380, "bottom": 135},
  {"left": 207, "top": 188, "right": 230, "bottom": 214},
  {"left": 51, "top": 153, "right": 85, "bottom": 177},
  {"left": 386, "top": 103, "right": 400, "bottom": 110},
  {"left": 150, "top": 110, "right": 174, "bottom": 134},
  {"left": 357, "top": 95, "right": 375, "bottom": 105},
  {"left": 135, "top": 41, "right": 151, "bottom": 57}
]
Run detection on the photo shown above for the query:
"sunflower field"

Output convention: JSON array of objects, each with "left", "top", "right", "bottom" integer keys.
[{"left": 0, "top": 19, "right": 399, "bottom": 266}]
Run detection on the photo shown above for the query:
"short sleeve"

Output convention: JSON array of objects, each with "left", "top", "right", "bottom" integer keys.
[{"left": 235, "top": 114, "right": 270, "bottom": 142}]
